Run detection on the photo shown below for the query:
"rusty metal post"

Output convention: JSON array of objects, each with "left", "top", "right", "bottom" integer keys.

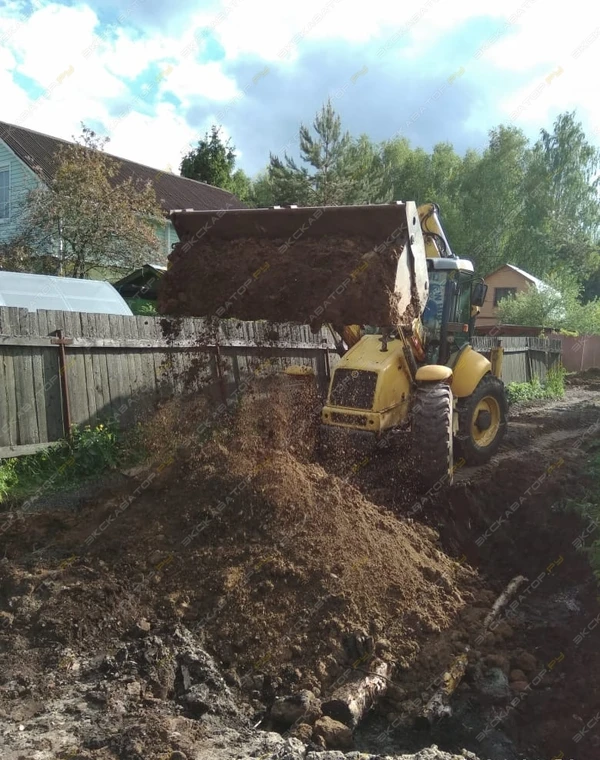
[
  {"left": 214, "top": 343, "right": 228, "bottom": 405},
  {"left": 50, "top": 329, "right": 73, "bottom": 439}
]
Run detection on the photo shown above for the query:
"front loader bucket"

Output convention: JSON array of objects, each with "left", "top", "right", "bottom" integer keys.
[{"left": 158, "top": 202, "right": 428, "bottom": 329}]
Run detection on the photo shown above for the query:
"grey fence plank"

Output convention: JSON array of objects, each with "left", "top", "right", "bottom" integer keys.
[
  {"left": 108, "top": 314, "right": 131, "bottom": 416},
  {"left": 27, "top": 311, "right": 46, "bottom": 444},
  {"left": 10, "top": 307, "right": 38, "bottom": 446},
  {"left": 154, "top": 318, "right": 173, "bottom": 398},
  {"left": 129, "top": 318, "right": 145, "bottom": 402},
  {"left": 135, "top": 318, "right": 156, "bottom": 398},
  {"left": 146, "top": 318, "right": 163, "bottom": 398},
  {"left": 84, "top": 312, "right": 104, "bottom": 422},
  {"left": 130, "top": 318, "right": 146, "bottom": 407},
  {"left": 36, "top": 310, "right": 63, "bottom": 443},
  {"left": 170, "top": 320, "right": 184, "bottom": 397},
  {"left": 0, "top": 442, "right": 54, "bottom": 458},
  {"left": 120, "top": 316, "right": 137, "bottom": 417},
  {"left": 44, "top": 310, "right": 66, "bottom": 334},
  {"left": 63, "top": 311, "right": 88, "bottom": 428},
  {"left": 79, "top": 312, "right": 98, "bottom": 426},
  {"left": 0, "top": 309, "right": 11, "bottom": 447},
  {"left": 96, "top": 313, "right": 117, "bottom": 418}
]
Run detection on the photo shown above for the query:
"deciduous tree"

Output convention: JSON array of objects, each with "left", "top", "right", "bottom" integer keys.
[{"left": 23, "top": 125, "right": 163, "bottom": 278}]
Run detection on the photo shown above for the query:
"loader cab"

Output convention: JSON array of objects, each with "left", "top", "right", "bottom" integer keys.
[{"left": 422, "top": 258, "right": 479, "bottom": 365}]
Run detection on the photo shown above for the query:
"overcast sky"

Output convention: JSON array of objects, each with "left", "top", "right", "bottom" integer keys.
[{"left": 1, "top": 0, "right": 599, "bottom": 177}]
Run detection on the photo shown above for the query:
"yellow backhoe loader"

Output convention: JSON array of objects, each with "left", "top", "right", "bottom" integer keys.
[{"left": 158, "top": 201, "right": 508, "bottom": 491}]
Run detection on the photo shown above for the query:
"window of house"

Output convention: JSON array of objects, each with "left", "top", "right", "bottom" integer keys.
[
  {"left": 0, "top": 167, "right": 9, "bottom": 220},
  {"left": 494, "top": 287, "right": 516, "bottom": 306}
]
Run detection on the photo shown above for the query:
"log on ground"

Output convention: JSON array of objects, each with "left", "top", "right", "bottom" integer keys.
[{"left": 321, "top": 658, "right": 392, "bottom": 729}]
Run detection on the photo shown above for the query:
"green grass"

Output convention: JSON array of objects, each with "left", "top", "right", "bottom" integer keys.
[
  {"left": 506, "top": 366, "right": 566, "bottom": 404},
  {"left": 0, "top": 419, "right": 147, "bottom": 505}
]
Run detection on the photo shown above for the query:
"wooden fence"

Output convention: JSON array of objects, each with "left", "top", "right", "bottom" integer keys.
[
  {"left": 0, "top": 309, "right": 562, "bottom": 458},
  {"left": 0, "top": 307, "right": 334, "bottom": 458},
  {"left": 472, "top": 336, "right": 562, "bottom": 385}
]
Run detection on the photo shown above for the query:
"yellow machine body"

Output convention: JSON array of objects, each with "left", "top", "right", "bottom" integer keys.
[
  {"left": 322, "top": 337, "right": 496, "bottom": 435},
  {"left": 321, "top": 335, "right": 412, "bottom": 433},
  {"left": 449, "top": 346, "right": 493, "bottom": 398}
]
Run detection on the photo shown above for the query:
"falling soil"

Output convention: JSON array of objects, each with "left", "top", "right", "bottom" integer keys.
[
  {"left": 1, "top": 375, "right": 600, "bottom": 759},
  {"left": 158, "top": 235, "right": 409, "bottom": 327}
]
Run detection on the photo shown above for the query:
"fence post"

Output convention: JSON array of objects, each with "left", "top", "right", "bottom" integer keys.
[
  {"left": 214, "top": 343, "right": 228, "bottom": 405},
  {"left": 50, "top": 329, "right": 74, "bottom": 440}
]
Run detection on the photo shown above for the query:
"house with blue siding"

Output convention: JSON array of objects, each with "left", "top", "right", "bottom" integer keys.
[{"left": 0, "top": 120, "right": 246, "bottom": 266}]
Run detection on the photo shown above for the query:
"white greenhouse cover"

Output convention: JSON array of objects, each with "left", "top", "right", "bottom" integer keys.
[{"left": 0, "top": 271, "right": 133, "bottom": 315}]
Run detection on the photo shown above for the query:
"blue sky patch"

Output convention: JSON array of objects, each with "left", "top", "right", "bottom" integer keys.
[
  {"left": 125, "top": 61, "right": 177, "bottom": 112},
  {"left": 192, "top": 28, "right": 226, "bottom": 62},
  {"left": 162, "top": 91, "right": 182, "bottom": 108},
  {"left": 11, "top": 71, "right": 45, "bottom": 100}
]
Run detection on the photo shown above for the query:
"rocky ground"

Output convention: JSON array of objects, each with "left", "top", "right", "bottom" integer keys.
[{"left": 1, "top": 372, "right": 600, "bottom": 760}]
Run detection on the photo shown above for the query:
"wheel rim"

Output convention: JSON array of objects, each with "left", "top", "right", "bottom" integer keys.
[{"left": 471, "top": 396, "right": 501, "bottom": 448}]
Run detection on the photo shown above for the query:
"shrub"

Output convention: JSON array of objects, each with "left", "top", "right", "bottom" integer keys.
[
  {"left": 506, "top": 366, "right": 565, "bottom": 403},
  {"left": 0, "top": 419, "right": 144, "bottom": 504}
]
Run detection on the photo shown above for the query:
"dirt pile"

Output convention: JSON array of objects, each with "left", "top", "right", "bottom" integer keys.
[
  {"left": 0, "top": 376, "right": 477, "bottom": 758},
  {"left": 4, "top": 377, "right": 472, "bottom": 689},
  {"left": 158, "top": 234, "right": 408, "bottom": 327}
]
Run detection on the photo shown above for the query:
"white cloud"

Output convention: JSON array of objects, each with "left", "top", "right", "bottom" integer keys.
[
  {"left": 107, "top": 102, "right": 198, "bottom": 171},
  {"left": 158, "top": 60, "right": 240, "bottom": 104},
  {"left": 208, "top": 0, "right": 507, "bottom": 62},
  {"left": 482, "top": 1, "right": 600, "bottom": 71},
  {"left": 7, "top": 3, "right": 99, "bottom": 86},
  {"left": 201, "top": 0, "right": 399, "bottom": 61},
  {"left": 106, "top": 29, "right": 180, "bottom": 80},
  {"left": 479, "top": 1, "right": 600, "bottom": 133}
]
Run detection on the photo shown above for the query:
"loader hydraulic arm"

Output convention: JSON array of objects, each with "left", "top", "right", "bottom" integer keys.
[{"left": 418, "top": 203, "right": 456, "bottom": 259}]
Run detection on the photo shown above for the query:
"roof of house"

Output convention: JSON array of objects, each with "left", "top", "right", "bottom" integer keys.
[
  {"left": 0, "top": 270, "right": 133, "bottom": 315},
  {"left": 486, "top": 263, "right": 559, "bottom": 295},
  {"left": 0, "top": 120, "right": 246, "bottom": 214}
]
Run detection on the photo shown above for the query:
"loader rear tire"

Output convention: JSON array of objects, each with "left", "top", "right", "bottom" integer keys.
[
  {"left": 412, "top": 381, "right": 454, "bottom": 491},
  {"left": 455, "top": 373, "right": 508, "bottom": 465}
]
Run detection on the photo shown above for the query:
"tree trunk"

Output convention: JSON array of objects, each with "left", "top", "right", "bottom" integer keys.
[
  {"left": 321, "top": 659, "right": 392, "bottom": 729},
  {"left": 415, "top": 650, "right": 469, "bottom": 728},
  {"left": 483, "top": 575, "right": 527, "bottom": 628}
]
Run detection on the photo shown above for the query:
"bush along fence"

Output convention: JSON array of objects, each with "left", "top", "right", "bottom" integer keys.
[{"left": 0, "top": 307, "right": 562, "bottom": 457}]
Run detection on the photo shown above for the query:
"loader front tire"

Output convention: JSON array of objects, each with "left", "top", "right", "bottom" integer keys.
[
  {"left": 412, "top": 381, "right": 454, "bottom": 491},
  {"left": 455, "top": 373, "right": 508, "bottom": 465}
]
